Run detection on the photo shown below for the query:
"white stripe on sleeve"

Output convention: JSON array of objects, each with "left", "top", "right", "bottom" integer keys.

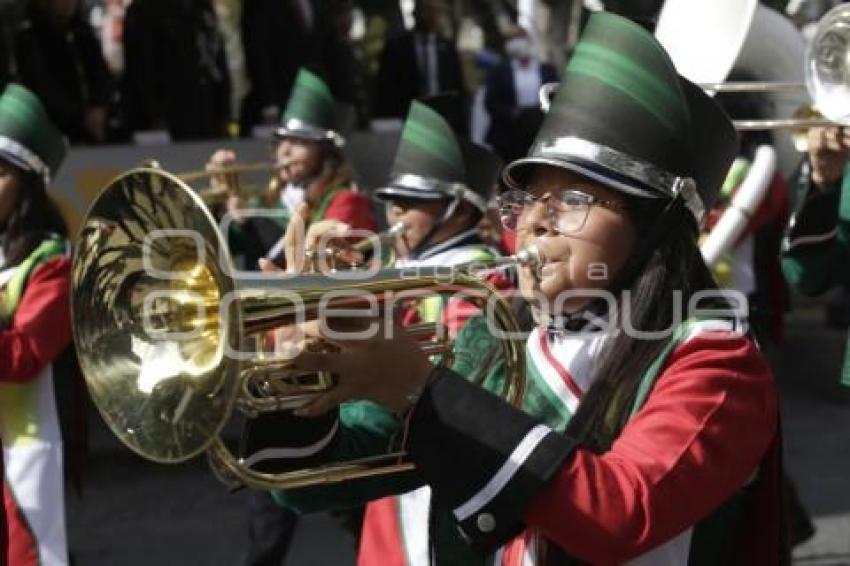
[{"left": 453, "top": 424, "right": 553, "bottom": 521}]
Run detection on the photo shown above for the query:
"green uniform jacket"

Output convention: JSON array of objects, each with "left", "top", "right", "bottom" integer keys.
[{"left": 782, "top": 161, "right": 850, "bottom": 386}]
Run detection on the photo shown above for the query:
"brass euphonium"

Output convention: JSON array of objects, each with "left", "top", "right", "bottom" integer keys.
[{"left": 71, "top": 167, "right": 536, "bottom": 490}]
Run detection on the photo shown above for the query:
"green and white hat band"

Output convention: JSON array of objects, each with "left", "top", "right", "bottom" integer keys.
[
  {"left": 0, "top": 135, "right": 51, "bottom": 182},
  {"left": 503, "top": 12, "right": 737, "bottom": 223},
  {"left": 0, "top": 84, "right": 67, "bottom": 183}
]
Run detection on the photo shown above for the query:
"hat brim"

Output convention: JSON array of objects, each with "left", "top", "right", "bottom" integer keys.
[
  {"left": 373, "top": 185, "right": 452, "bottom": 202},
  {"left": 0, "top": 150, "right": 36, "bottom": 175},
  {"left": 502, "top": 155, "right": 662, "bottom": 201},
  {"left": 274, "top": 126, "right": 346, "bottom": 148}
]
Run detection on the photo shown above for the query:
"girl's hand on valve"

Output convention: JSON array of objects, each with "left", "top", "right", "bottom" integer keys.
[{"left": 291, "top": 315, "right": 433, "bottom": 417}]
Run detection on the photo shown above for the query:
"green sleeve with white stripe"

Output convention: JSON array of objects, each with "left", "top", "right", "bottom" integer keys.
[
  {"left": 271, "top": 400, "right": 422, "bottom": 512},
  {"left": 272, "top": 316, "right": 508, "bottom": 512},
  {"left": 782, "top": 164, "right": 850, "bottom": 295}
]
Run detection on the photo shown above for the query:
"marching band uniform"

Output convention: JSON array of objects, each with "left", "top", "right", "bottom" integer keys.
[
  {"left": 395, "top": 13, "right": 781, "bottom": 562},
  {"left": 358, "top": 103, "right": 507, "bottom": 564},
  {"left": 233, "top": 69, "right": 375, "bottom": 566},
  {"left": 228, "top": 69, "right": 376, "bottom": 269},
  {"left": 272, "top": 69, "right": 375, "bottom": 232},
  {"left": 239, "top": 100, "right": 504, "bottom": 477},
  {"left": 371, "top": 101, "right": 507, "bottom": 336},
  {"left": 0, "top": 85, "right": 71, "bottom": 566},
  {"left": 782, "top": 159, "right": 850, "bottom": 386},
  {"left": 271, "top": 13, "right": 781, "bottom": 564},
  {"left": 274, "top": 317, "right": 778, "bottom": 565}
]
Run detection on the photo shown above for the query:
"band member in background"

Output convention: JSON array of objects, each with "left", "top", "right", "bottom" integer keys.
[
  {"left": 782, "top": 123, "right": 850, "bottom": 388},
  {"left": 349, "top": 102, "right": 508, "bottom": 564},
  {"left": 273, "top": 13, "right": 782, "bottom": 564},
  {"left": 241, "top": 102, "right": 508, "bottom": 555},
  {"left": 0, "top": 84, "right": 71, "bottom": 566},
  {"left": 208, "top": 68, "right": 376, "bottom": 271},
  {"left": 210, "top": 68, "right": 375, "bottom": 566},
  {"left": 14, "top": 0, "right": 113, "bottom": 144},
  {"left": 712, "top": 81, "right": 815, "bottom": 548},
  {"left": 369, "top": 101, "right": 506, "bottom": 335},
  {"left": 122, "top": 0, "right": 231, "bottom": 140}
]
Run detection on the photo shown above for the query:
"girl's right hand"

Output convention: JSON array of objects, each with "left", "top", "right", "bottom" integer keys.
[{"left": 266, "top": 204, "right": 357, "bottom": 275}]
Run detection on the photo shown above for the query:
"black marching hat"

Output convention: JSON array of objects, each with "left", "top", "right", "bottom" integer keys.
[
  {"left": 374, "top": 101, "right": 500, "bottom": 215},
  {"left": 503, "top": 11, "right": 738, "bottom": 224},
  {"left": 0, "top": 84, "right": 67, "bottom": 183},
  {"left": 276, "top": 68, "right": 345, "bottom": 148}
]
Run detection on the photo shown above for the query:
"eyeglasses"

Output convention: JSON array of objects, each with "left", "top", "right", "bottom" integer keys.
[{"left": 497, "top": 189, "right": 626, "bottom": 234}]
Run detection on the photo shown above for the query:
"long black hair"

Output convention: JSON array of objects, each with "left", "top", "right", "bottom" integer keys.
[
  {"left": 564, "top": 196, "right": 723, "bottom": 452},
  {"left": 0, "top": 165, "right": 68, "bottom": 267}
]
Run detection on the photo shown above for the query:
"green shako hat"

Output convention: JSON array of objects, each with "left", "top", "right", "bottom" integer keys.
[
  {"left": 0, "top": 84, "right": 67, "bottom": 183},
  {"left": 276, "top": 68, "right": 344, "bottom": 147},
  {"left": 503, "top": 12, "right": 738, "bottom": 223},
  {"left": 374, "top": 101, "right": 476, "bottom": 206}
]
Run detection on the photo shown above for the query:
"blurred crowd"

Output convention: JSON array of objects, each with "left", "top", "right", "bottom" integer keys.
[
  {"left": 0, "top": 0, "right": 559, "bottom": 157},
  {"left": 0, "top": 0, "right": 840, "bottom": 158}
]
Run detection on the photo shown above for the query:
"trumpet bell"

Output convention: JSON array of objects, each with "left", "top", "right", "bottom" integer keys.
[
  {"left": 71, "top": 167, "right": 242, "bottom": 463},
  {"left": 805, "top": 3, "right": 850, "bottom": 124}
]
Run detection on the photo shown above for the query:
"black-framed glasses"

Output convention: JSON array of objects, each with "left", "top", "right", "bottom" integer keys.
[{"left": 497, "top": 189, "right": 626, "bottom": 234}]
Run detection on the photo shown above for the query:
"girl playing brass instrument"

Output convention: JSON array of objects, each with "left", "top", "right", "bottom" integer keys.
[
  {"left": 206, "top": 69, "right": 375, "bottom": 271},
  {"left": 265, "top": 13, "right": 782, "bottom": 565}
]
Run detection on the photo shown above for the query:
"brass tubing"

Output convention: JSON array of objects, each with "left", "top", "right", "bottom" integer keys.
[{"left": 177, "top": 162, "right": 283, "bottom": 183}]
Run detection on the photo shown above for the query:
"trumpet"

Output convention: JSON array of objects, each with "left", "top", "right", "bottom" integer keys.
[
  {"left": 541, "top": 4, "right": 850, "bottom": 142},
  {"left": 71, "top": 166, "right": 535, "bottom": 490},
  {"left": 177, "top": 161, "right": 291, "bottom": 205},
  {"left": 304, "top": 221, "right": 409, "bottom": 271},
  {"left": 178, "top": 161, "right": 285, "bottom": 183},
  {"left": 196, "top": 183, "right": 274, "bottom": 206}
]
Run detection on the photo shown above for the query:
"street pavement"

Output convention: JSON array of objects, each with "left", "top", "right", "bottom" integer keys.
[{"left": 66, "top": 294, "right": 850, "bottom": 565}]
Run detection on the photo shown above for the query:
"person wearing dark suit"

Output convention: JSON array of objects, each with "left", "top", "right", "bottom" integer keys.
[
  {"left": 122, "top": 0, "right": 231, "bottom": 140},
  {"left": 14, "top": 0, "right": 112, "bottom": 144},
  {"left": 239, "top": 0, "right": 334, "bottom": 134},
  {"left": 373, "top": 0, "right": 466, "bottom": 127},
  {"left": 0, "top": 24, "right": 9, "bottom": 92},
  {"left": 484, "top": 31, "right": 557, "bottom": 163}
]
